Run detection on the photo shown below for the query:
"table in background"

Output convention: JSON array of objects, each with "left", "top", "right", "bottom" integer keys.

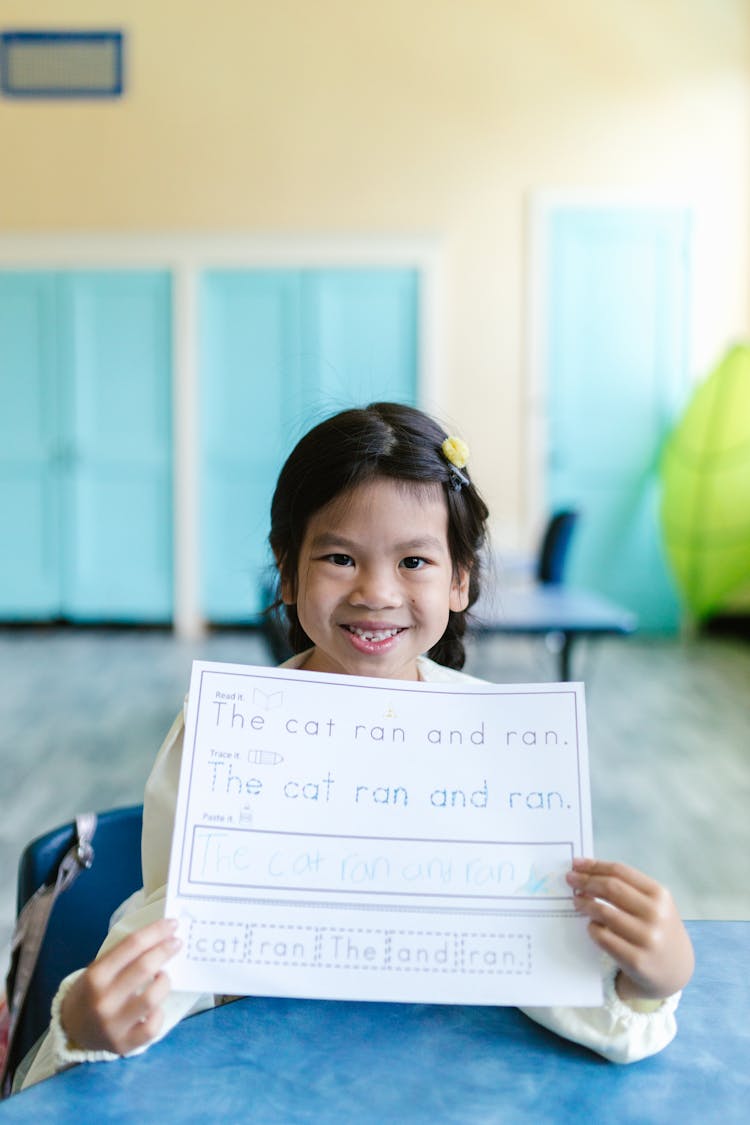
[
  {"left": 3, "top": 922, "right": 747, "bottom": 1124},
  {"left": 470, "top": 585, "right": 638, "bottom": 680}
]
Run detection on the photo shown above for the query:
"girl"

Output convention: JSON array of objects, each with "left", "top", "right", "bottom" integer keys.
[{"left": 23, "top": 403, "right": 694, "bottom": 1087}]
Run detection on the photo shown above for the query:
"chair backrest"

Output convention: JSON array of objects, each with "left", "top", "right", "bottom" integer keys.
[
  {"left": 12, "top": 804, "right": 144, "bottom": 1067},
  {"left": 536, "top": 509, "right": 579, "bottom": 585}
]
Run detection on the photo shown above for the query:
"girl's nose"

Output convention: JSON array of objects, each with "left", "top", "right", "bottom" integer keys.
[{"left": 349, "top": 567, "right": 402, "bottom": 609}]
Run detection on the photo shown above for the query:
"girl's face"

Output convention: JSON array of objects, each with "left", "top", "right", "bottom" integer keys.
[{"left": 283, "top": 478, "right": 470, "bottom": 681}]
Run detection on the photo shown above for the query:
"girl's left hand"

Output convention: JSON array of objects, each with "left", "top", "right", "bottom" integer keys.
[{"left": 566, "top": 858, "right": 695, "bottom": 1002}]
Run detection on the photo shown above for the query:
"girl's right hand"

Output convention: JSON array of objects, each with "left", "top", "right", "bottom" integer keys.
[{"left": 60, "top": 918, "right": 181, "bottom": 1055}]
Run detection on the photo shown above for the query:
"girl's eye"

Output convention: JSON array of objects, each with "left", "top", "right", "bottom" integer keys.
[
  {"left": 401, "top": 556, "right": 427, "bottom": 570},
  {"left": 326, "top": 554, "right": 354, "bottom": 567}
]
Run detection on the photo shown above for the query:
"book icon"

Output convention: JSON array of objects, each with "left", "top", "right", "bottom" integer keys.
[{"left": 253, "top": 687, "right": 284, "bottom": 710}]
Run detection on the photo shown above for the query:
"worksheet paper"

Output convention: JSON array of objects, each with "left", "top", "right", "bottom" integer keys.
[{"left": 165, "top": 662, "right": 603, "bottom": 1007}]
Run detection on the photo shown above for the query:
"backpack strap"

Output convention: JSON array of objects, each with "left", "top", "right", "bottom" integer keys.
[{"left": 1, "top": 813, "right": 97, "bottom": 1097}]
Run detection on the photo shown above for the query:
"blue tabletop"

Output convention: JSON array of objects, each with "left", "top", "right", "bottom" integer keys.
[
  {"left": 472, "top": 586, "right": 638, "bottom": 635},
  {"left": 2, "top": 922, "right": 747, "bottom": 1124}
]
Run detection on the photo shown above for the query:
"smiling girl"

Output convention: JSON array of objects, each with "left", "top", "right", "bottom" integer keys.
[{"left": 22, "top": 403, "right": 693, "bottom": 1088}]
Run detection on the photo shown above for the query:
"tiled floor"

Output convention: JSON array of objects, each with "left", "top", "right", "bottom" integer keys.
[{"left": 1, "top": 625, "right": 748, "bottom": 963}]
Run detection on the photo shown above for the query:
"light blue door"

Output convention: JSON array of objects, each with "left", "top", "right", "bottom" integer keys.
[
  {"left": 546, "top": 208, "right": 691, "bottom": 631},
  {"left": 199, "top": 267, "right": 419, "bottom": 622},
  {"left": 60, "top": 272, "right": 173, "bottom": 620},
  {"left": 0, "top": 273, "right": 62, "bottom": 616},
  {"left": 0, "top": 270, "right": 173, "bottom": 621}
]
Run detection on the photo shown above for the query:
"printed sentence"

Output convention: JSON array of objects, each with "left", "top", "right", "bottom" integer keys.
[{"left": 211, "top": 700, "right": 568, "bottom": 749}]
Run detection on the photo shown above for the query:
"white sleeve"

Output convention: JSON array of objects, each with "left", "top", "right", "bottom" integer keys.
[
  {"left": 141, "top": 705, "right": 186, "bottom": 897},
  {"left": 519, "top": 963, "right": 681, "bottom": 1064}
]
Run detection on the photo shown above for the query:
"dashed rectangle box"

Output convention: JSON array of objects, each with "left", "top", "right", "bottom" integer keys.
[
  {"left": 249, "top": 923, "right": 317, "bottom": 967},
  {"left": 187, "top": 920, "right": 248, "bottom": 963},
  {"left": 460, "top": 932, "right": 532, "bottom": 974},
  {"left": 318, "top": 927, "right": 391, "bottom": 970}
]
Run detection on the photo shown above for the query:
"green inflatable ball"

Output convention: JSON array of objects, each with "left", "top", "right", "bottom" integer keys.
[{"left": 660, "top": 343, "right": 750, "bottom": 619}]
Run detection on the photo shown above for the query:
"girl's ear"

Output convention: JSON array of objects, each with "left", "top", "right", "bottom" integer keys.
[
  {"left": 280, "top": 576, "right": 296, "bottom": 605},
  {"left": 275, "top": 553, "right": 296, "bottom": 606},
  {"left": 449, "top": 566, "right": 471, "bottom": 613}
]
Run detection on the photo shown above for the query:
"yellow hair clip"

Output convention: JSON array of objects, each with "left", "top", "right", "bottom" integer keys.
[
  {"left": 441, "top": 436, "right": 469, "bottom": 469},
  {"left": 441, "top": 436, "right": 470, "bottom": 489}
]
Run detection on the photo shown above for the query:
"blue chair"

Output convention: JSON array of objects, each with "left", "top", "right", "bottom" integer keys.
[
  {"left": 536, "top": 509, "right": 579, "bottom": 586},
  {"left": 9, "top": 804, "right": 144, "bottom": 1073}
]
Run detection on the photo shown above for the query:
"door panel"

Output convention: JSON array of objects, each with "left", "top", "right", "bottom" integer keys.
[
  {"left": 546, "top": 208, "right": 690, "bottom": 631},
  {"left": 199, "top": 271, "right": 302, "bottom": 620},
  {"left": 60, "top": 272, "right": 173, "bottom": 620},
  {"left": 0, "top": 273, "right": 62, "bottom": 615}
]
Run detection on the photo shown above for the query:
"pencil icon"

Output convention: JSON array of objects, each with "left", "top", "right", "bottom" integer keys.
[{"left": 247, "top": 749, "right": 284, "bottom": 766}]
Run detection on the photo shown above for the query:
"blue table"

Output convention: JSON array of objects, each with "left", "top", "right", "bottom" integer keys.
[
  {"left": 3, "top": 923, "right": 746, "bottom": 1124},
  {"left": 470, "top": 586, "right": 638, "bottom": 680}
]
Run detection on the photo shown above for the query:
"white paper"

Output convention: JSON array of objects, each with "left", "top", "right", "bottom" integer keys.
[{"left": 165, "top": 662, "right": 603, "bottom": 1006}]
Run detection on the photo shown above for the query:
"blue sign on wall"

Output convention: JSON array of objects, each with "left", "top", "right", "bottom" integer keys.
[{"left": 0, "top": 31, "right": 124, "bottom": 98}]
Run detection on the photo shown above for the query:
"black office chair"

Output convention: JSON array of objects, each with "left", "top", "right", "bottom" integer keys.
[
  {"left": 8, "top": 804, "right": 144, "bottom": 1076},
  {"left": 536, "top": 509, "right": 579, "bottom": 586}
]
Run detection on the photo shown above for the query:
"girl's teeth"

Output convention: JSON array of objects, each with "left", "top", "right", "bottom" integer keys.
[{"left": 348, "top": 626, "right": 400, "bottom": 642}]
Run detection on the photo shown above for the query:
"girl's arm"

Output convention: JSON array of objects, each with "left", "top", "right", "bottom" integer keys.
[{"left": 566, "top": 858, "right": 695, "bottom": 1001}]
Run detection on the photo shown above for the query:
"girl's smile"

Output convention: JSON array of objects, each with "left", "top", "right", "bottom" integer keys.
[
  {"left": 283, "top": 478, "right": 469, "bottom": 681},
  {"left": 342, "top": 622, "right": 406, "bottom": 652}
]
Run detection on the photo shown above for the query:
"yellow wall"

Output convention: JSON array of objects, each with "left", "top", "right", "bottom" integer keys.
[{"left": 2, "top": 0, "right": 749, "bottom": 541}]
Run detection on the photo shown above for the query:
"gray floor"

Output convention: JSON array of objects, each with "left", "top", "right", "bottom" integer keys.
[{"left": 1, "top": 625, "right": 748, "bottom": 963}]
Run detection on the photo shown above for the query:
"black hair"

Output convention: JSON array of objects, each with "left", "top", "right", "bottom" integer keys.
[{"left": 268, "top": 402, "right": 489, "bottom": 670}]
